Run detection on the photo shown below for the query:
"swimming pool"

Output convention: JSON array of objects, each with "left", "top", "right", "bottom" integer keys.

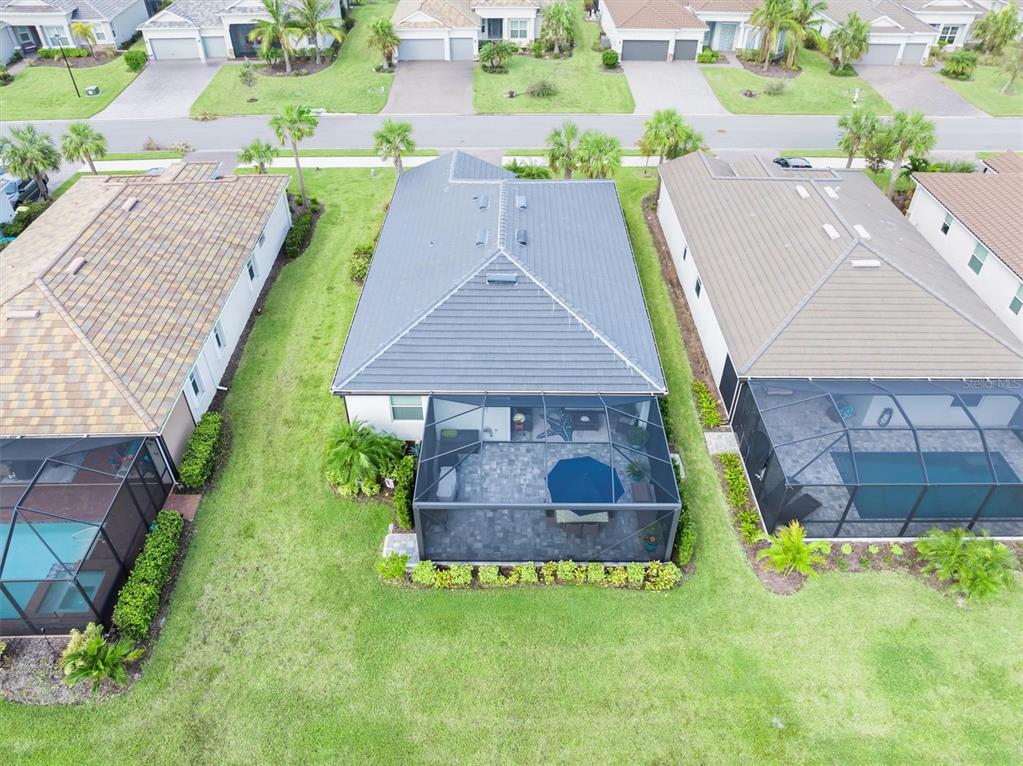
[{"left": 1, "top": 521, "right": 98, "bottom": 580}]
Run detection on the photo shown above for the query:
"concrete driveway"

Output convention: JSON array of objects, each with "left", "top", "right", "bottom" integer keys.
[
  {"left": 623, "top": 61, "right": 727, "bottom": 116},
  {"left": 857, "top": 66, "right": 985, "bottom": 117},
  {"left": 383, "top": 61, "right": 474, "bottom": 115},
  {"left": 98, "top": 60, "right": 225, "bottom": 119}
]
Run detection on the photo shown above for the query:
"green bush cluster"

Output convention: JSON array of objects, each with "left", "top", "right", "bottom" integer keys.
[
  {"left": 285, "top": 211, "right": 314, "bottom": 258},
  {"left": 385, "top": 559, "right": 683, "bottom": 590},
  {"left": 601, "top": 48, "right": 619, "bottom": 68},
  {"left": 720, "top": 454, "right": 761, "bottom": 544},
  {"left": 37, "top": 47, "right": 89, "bottom": 59},
  {"left": 691, "top": 379, "right": 724, "bottom": 428},
  {"left": 0, "top": 66, "right": 12, "bottom": 86},
  {"left": 390, "top": 454, "right": 416, "bottom": 530},
  {"left": 124, "top": 49, "right": 147, "bottom": 73},
  {"left": 527, "top": 79, "right": 558, "bottom": 97},
  {"left": 2, "top": 200, "right": 50, "bottom": 237},
  {"left": 112, "top": 511, "right": 185, "bottom": 641},
  {"left": 829, "top": 63, "right": 856, "bottom": 77},
  {"left": 672, "top": 505, "right": 696, "bottom": 568},
  {"left": 350, "top": 242, "right": 374, "bottom": 282},
  {"left": 696, "top": 49, "right": 720, "bottom": 64},
  {"left": 178, "top": 412, "right": 223, "bottom": 490},
  {"left": 916, "top": 528, "right": 1018, "bottom": 599},
  {"left": 504, "top": 159, "right": 553, "bottom": 179},
  {"left": 763, "top": 79, "right": 786, "bottom": 96},
  {"left": 940, "top": 49, "right": 977, "bottom": 80},
  {"left": 658, "top": 397, "right": 677, "bottom": 448},
  {"left": 376, "top": 552, "right": 408, "bottom": 582}
]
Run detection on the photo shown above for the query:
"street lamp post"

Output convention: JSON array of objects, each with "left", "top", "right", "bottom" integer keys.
[{"left": 57, "top": 37, "right": 81, "bottom": 98}]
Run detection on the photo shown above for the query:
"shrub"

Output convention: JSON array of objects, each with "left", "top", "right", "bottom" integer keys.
[
  {"left": 477, "top": 565, "right": 502, "bottom": 587},
  {"left": 868, "top": 544, "right": 880, "bottom": 555},
  {"left": 691, "top": 379, "right": 724, "bottom": 428},
  {"left": 360, "top": 479, "right": 381, "bottom": 497},
  {"left": 696, "top": 49, "right": 719, "bottom": 64},
  {"left": 504, "top": 159, "right": 553, "bottom": 179},
  {"left": 1, "top": 200, "right": 50, "bottom": 237},
  {"left": 337, "top": 481, "right": 359, "bottom": 498},
  {"left": 513, "top": 563, "right": 539, "bottom": 584},
  {"left": 645, "top": 560, "right": 681, "bottom": 590},
  {"left": 0, "top": 66, "right": 11, "bottom": 86},
  {"left": 350, "top": 242, "right": 374, "bottom": 282},
  {"left": 177, "top": 412, "right": 222, "bottom": 489},
  {"left": 673, "top": 506, "right": 696, "bottom": 567},
  {"left": 343, "top": 16, "right": 356, "bottom": 32},
  {"left": 390, "top": 454, "right": 416, "bottom": 529},
  {"left": 111, "top": 511, "right": 184, "bottom": 641},
  {"left": 763, "top": 79, "right": 786, "bottom": 96},
  {"left": 540, "top": 561, "right": 557, "bottom": 584},
  {"left": 38, "top": 46, "right": 88, "bottom": 59},
  {"left": 829, "top": 63, "right": 856, "bottom": 77},
  {"left": 448, "top": 564, "right": 473, "bottom": 588},
  {"left": 285, "top": 210, "right": 314, "bottom": 258},
  {"left": 527, "top": 79, "right": 558, "bottom": 97},
  {"left": 607, "top": 566, "right": 627, "bottom": 587},
  {"left": 720, "top": 454, "right": 751, "bottom": 514},
  {"left": 626, "top": 562, "right": 645, "bottom": 587},
  {"left": 601, "top": 48, "right": 619, "bottom": 68},
  {"left": 410, "top": 560, "right": 437, "bottom": 586},
  {"left": 737, "top": 509, "right": 762, "bottom": 545},
  {"left": 916, "top": 528, "right": 1017, "bottom": 598},
  {"left": 0, "top": 639, "right": 5, "bottom": 659},
  {"left": 941, "top": 48, "right": 977, "bottom": 80},
  {"left": 324, "top": 419, "right": 403, "bottom": 492},
  {"left": 756, "top": 520, "right": 829, "bottom": 578},
  {"left": 376, "top": 552, "right": 408, "bottom": 581},
  {"left": 891, "top": 544, "right": 904, "bottom": 557},
  {"left": 841, "top": 543, "right": 853, "bottom": 556},
  {"left": 61, "top": 625, "right": 143, "bottom": 692},
  {"left": 556, "top": 560, "right": 579, "bottom": 584},
  {"left": 530, "top": 40, "right": 546, "bottom": 57},
  {"left": 124, "top": 48, "right": 147, "bottom": 73},
  {"left": 659, "top": 397, "right": 676, "bottom": 447},
  {"left": 585, "top": 562, "right": 606, "bottom": 585}
]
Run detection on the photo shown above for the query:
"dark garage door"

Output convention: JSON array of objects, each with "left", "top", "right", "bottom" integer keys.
[
  {"left": 673, "top": 39, "right": 699, "bottom": 61},
  {"left": 398, "top": 38, "right": 445, "bottom": 60},
  {"left": 858, "top": 43, "right": 899, "bottom": 66},
  {"left": 621, "top": 39, "right": 669, "bottom": 61}
]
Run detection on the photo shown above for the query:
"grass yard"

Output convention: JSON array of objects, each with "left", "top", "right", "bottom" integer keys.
[
  {"left": 941, "top": 65, "right": 1023, "bottom": 116},
  {"left": 1, "top": 167, "right": 1021, "bottom": 766},
  {"left": 473, "top": 1, "right": 634, "bottom": 114},
  {"left": 701, "top": 49, "right": 891, "bottom": 115},
  {"left": 0, "top": 56, "right": 139, "bottom": 120},
  {"left": 190, "top": 2, "right": 395, "bottom": 116}
]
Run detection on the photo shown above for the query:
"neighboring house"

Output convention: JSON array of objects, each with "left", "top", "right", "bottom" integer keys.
[
  {"left": 908, "top": 151, "right": 1023, "bottom": 341},
  {"left": 0, "top": 20, "right": 18, "bottom": 62},
  {"left": 332, "top": 152, "right": 682, "bottom": 564},
  {"left": 392, "top": 0, "right": 544, "bottom": 61},
  {"left": 0, "top": 163, "right": 290, "bottom": 636},
  {"left": 817, "top": 0, "right": 938, "bottom": 65},
  {"left": 0, "top": 0, "right": 151, "bottom": 52},
  {"left": 657, "top": 152, "right": 1023, "bottom": 539},
  {"left": 900, "top": 0, "right": 984, "bottom": 48},
  {"left": 140, "top": 0, "right": 343, "bottom": 62},
  {"left": 599, "top": 0, "right": 707, "bottom": 62},
  {"left": 688, "top": 0, "right": 759, "bottom": 53}
]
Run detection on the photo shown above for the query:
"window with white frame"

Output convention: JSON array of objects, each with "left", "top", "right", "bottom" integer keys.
[
  {"left": 390, "top": 395, "right": 423, "bottom": 420},
  {"left": 940, "top": 212, "right": 953, "bottom": 235},
  {"left": 509, "top": 19, "right": 529, "bottom": 40},
  {"left": 246, "top": 255, "right": 258, "bottom": 283},
  {"left": 1010, "top": 284, "right": 1023, "bottom": 316},
  {"left": 968, "top": 242, "right": 988, "bottom": 274},
  {"left": 213, "top": 321, "right": 226, "bottom": 353},
  {"left": 938, "top": 25, "right": 959, "bottom": 45},
  {"left": 94, "top": 29, "right": 107, "bottom": 42},
  {"left": 189, "top": 367, "right": 206, "bottom": 397},
  {"left": 43, "top": 26, "right": 70, "bottom": 46}
]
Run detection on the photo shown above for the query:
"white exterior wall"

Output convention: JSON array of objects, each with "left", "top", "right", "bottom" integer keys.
[
  {"left": 657, "top": 186, "right": 731, "bottom": 384},
  {"left": 344, "top": 395, "right": 427, "bottom": 441},
  {"left": 913, "top": 9, "right": 980, "bottom": 47},
  {"left": 107, "top": 0, "right": 149, "bottom": 45},
  {"left": 476, "top": 7, "right": 541, "bottom": 44},
  {"left": 599, "top": 11, "right": 704, "bottom": 59},
  {"left": 907, "top": 186, "right": 1023, "bottom": 340}
]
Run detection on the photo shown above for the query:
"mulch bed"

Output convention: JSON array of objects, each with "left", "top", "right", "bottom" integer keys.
[
  {"left": 738, "top": 59, "right": 801, "bottom": 79},
  {"left": 257, "top": 58, "right": 333, "bottom": 77},
  {"left": 30, "top": 52, "right": 120, "bottom": 69}
]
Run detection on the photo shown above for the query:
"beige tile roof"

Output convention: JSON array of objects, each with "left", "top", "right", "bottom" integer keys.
[
  {"left": 605, "top": 0, "right": 706, "bottom": 29},
  {"left": 981, "top": 150, "right": 1023, "bottom": 175},
  {"left": 393, "top": 0, "right": 479, "bottom": 29},
  {"left": 821, "top": 0, "right": 937, "bottom": 33},
  {"left": 0, "top": 165, "right": 289, "bottom": 438},
  {"left": 658, "top": 152, "right": 1023, "bottom": 378},
  {"left": 913, "top": 169, "right": 1023, "bottom": 278}
]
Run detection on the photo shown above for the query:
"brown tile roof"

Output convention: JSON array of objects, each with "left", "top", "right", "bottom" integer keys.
[
  {"left": 605, "top": 0, "right": 706, "bottom": 29},
  {"left": 0, "top": 165, "right": 289, "bottom": 438},
  {"left": 981, "top": 150, "right": 1023, "bottom": 175},
  {"left": 393, "top": 0, "right": 478, "bottom": 29},
  {"left": 686, "top": 0, "right": 759, "bottom": 13},
  {"left": 912, "top": 170, "right": 1023, "bottom": 278}
]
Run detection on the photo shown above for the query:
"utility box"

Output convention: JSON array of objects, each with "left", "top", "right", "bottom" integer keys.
[{"left": 84, "top": 85, "right": 100, "bottom": 96}]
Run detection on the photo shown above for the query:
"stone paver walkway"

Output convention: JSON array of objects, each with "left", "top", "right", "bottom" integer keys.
[{"left": 705, "top": 431, "right": 738, "bottom": 455}]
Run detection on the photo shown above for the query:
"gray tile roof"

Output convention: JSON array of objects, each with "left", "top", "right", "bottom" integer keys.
[
  {"left": 333, "top": 152, "right": 666, "bottom": 395},
  {"left": 820, "top": 0, "right": 938, "bottom": 34},
  {"left": 0, "top": 0, "right": 142, "bottom": 21},
  {"left": 140, "top": 0, "right": 233, "bottom": 28},
  {"left": 658, "top": 152, "right": 1023, "bottom": 379}
]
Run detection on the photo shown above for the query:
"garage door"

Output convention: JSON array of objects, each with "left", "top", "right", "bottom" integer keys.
[
  {"left": 451, "top": 37, "right": 473, "bottom": 61},
  {"left": 201, "top": 35, "right": 227, "bottom": 59},
  {"left": 901, "top": 43, "right": 928, "bottom": 65},
  {"left": 398, "top": 38, "right": 445, "bottom": 61},
  {"left": 673, "top": 39, "right": 699, "bottom": 61},
  {"left": 149, "top": 36, "right": 199, "bottom": 61},
  {"left": 621, "top": 39, "right": 669, "bottom": 61},
  {"left": 857, "top": 43, "right": 900, "bottom": 66}
]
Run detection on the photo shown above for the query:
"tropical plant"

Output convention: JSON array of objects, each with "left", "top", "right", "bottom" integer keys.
[
  {"left": 324, "top": 419, "right": 404, "bottom": 489},
  {"left": 756, "top": 520, "right": 829, "bottom": 577},
  {"left": 376, "top": 552, "right": 409, "bottom": 582},
  {"left": 575, "top": 130, "right": 621, "bottom": 179},
  {"left": 61, "top": 625, "right": 144, "bottom": 692},
  {"left": 269, "top": 104, "right": 318, "bottom": 207},
  {"left": 238, "top": 139, "right": 276, "bottom": 174},
  {"left": 999, "top": 43, "right": 1023, "bottom": 95},
  {"left": 885, "top": 110, "right": 936, "bottom": 200},
  {"left": 71, "top": 21, "right": 97, "bottom": 58},
  {"left": 504, "top": 159, "right": 553, "bottom": 179},
  {"left": 837, "top": 108, "right": 880, "bottom": 168},
  {"left": 545, "top": 120, "right": 579, "bottom": 179},
  {"left": 640, "top": 109, "right": 702, "bottom": 196},
  {"left": 916, "top": 528, "right": 1018, "bottom": 599},
  {"left": 527, "top": 79, "right": 558, "bottom": 97},
  {"left": 479, "top": 39, "right": 518, "bottom": 71},
  {"left": 941, "top": 48, "right": 977, "bottom": 80},
  {"left": 249, "top": 0, "right": 299, "bottom": 74},
  {"left": 373, "top": 118, "right": 415, "bottom": 174},
  {"left": 60, "top": 122, "right": 107, "bottom": 175},
  {"left": 792, "top": 0, "right": 827, "bottom": 53},
  {"left": 974, "top": 6, "right": 1023, "bottom": 55},
  {"left": 368, "top": 17, "right": 399, "bottom": 68},
  {"left": 541, "top": 0, "right": 573, "bottom": 56},
  {"left": 294, "top": 0, "right": 345, "bottom": 64},
  {"left": 749, "top": 0, "right": 799, "bottom": 70},
  {"left": 0, "top": 125, "right": 62, "bottom": 200},
  {"left": 863, "top": 124, "right": 895, "bottom": 172},
  {"left": 828, "top": 12, "right": 870, "bottom": 70},
  {"left": 239, "top": 61, "right": 258, "bottom": 100},
  {"left": 898, "top": 154, "right": 933, "bottom": 183}
]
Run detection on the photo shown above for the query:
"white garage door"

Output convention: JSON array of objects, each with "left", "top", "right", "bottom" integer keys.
[
  {"left": 902, "top": 43, "right": 928, "bottom": 65},
  {"left": 621, "top": 39, "right": 669, "bottom": 61},
  {"left": 398, "top": 38, "right": 445, "bottom": 60},
  {"left": 858, "top": 43, "right": 900, "bottom": 66},
  {"left": 202, "top": 35, "right": 227, "bottom": 59},
  {"left": 149, "top": 36, "right": 200, "bottom": 60},
  {"left": 451, "top": 37, "right": 473, "bottom": 61}
]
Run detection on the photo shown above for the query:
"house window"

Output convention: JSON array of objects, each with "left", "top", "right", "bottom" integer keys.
[
  {"left": 1010, "top": 285, "right": 1023, "bottom": 316},
  {"left": 390, "top": 396, "right": 423, "bottom": 420},
  {"left": 509, "top": 19, "right": 528, "bottom": 40},
  {"left": 43, "top": 26, "right": 70, "bottom": 46},
  {"left": 189, "top": 368, "right": 206, "bottom": 397},
  {"left": 246, "top": 255, "right": 258, "bottom": 283},
  {"left": 213, "top": 321, "right": 226, "bottom": 352},
  {"left": 938, "top": 25, "right": 959, "bottom": 45},
  {"left": 695, "top": 278, "right": 702, "bottom": 298},
  {"left": 968, "top": 242, "right": 988, "bottom": 274},
  {"left": 94, "top": 29, "right": 107, "bottom": 42},
  {"left": 940, "top": 212, "right": 953, "bottom": 235}
]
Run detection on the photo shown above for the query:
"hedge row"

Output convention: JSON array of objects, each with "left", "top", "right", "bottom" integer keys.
[
  {"left": 178, "top": 412, "right": 222, "bottom": 490},
  {"left": 37, "top": 47, "right": 89, "bottom": 59},
  {"left": 720, "top": 453, "right": 761, "bottom": 544},
  {"left": 390, "top": 454, "right": 415, "bottom": 529},
  {"left": 112, "top": 510, "right": 184, "bottom": 641},
  {"left": 285, "top": 210, "right": 314, "bottom": 258}
]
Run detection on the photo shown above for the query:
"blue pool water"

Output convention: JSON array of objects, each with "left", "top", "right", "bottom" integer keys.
[
  {"left": 833, "top": 451, "right": 1018, "bottom": 486},
  {"left": 1, "top": 522, "right": 97, "bottom": 580}
]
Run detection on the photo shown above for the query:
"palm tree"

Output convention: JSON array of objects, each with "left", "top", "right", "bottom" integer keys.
[
  {"left": 60, "top": 122, "right": 107, "bottom": 175},
  {"left": 373, "top": 119, "right": 415, "bottom": 174},
  {"left": 368, "top": 18, "right": 399, "bottom": 69},
  {"left": 575, "top": 130, "right": 622, "bottom": 179},
  {"left": 545, "top": 120, "right": 579, "bottom": 179},
  {"left": 1000, "top": 43, "right": 1023, "bottom": 95},
  {"left": 324, "top": 420, "right": 404, "bottom": 488},
  {"left": 479, "top": 40, "right": 518, "bottom": 71},
  {"left": 71, "top": 21, "right": 97, "bottom": 58},
  {"left": 541, "top": 0, "right": 573, "bottom": 56},
  {"left": 837, "top": 108, "right": 879, "bottom": 168},
  {"left": 792, "top": 0, "right": 827, "bottom": 51},
  {"left": 749, "top": 0, "right": 799, "bottom": 71},
  {"left": 640, "top": 109, "right": 702, "bottom": 195},
  {"left": 293, "top": 0, "right": 345, "bottom": 65},
  {"left": 0, "top": 125, "right": 62, "bottom": 200},
  {"left": 886, "top": 110, "right": 936, "bottom": 200},
  {"left": 974, "top": 7, "right": 1022, "bottom": 55},
  {"left": 828, "top": 12, "right": 870, "bottom": 70},
  {"left": 269, "top": 105, "right": 318, "bottom": 207},
  {"left": 249, "top": 0, "right": 299, "bottom": 74},
  {"left": 238, "top": 139, "right": 276, "bottom": 174}
]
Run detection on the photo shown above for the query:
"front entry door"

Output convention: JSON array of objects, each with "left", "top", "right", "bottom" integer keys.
[
  {"left": 15, "top": 26, "right": 41, "bottom": 53},
  {"left": 715, "top": 23, "right": 738, "bottom": 51},
  {"left": 486, "top": 18, "right": 503, "bottom": 40}
]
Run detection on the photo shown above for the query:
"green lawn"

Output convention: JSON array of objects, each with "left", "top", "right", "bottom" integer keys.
[
  {"left": 942, "top": 65, "right": 1023, "bottom": 116},
  {"left": 2, "top": 168, "right": 1021, "bottom": 765},
  {"left": 473, "top": 2, "right": 634, "bottom": 114},
  {"left": 190, "top": 2, "right": 395, "bottom": 116},
  {"left": 0, "top": 56, "right": 139, "bottom": 120},
  {"left": 701, "top": 49, "right": 891, "bottom": 115}
]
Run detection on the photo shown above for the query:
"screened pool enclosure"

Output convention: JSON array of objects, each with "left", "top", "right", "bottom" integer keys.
[
  {"left": 1, "top": 437, "right": 172, "bottom": 636},
  {"left": 732, "top": 379, "right": 1023, "bottom": 538},
  {"left": 413, "top": 395, "right": 682, "bottom": 563}
]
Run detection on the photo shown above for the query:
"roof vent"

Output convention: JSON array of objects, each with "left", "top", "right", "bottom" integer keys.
[
  {"left": 486, "top": 272, "right": 518, "bottom": 285},
  {"left": 852, "top": 259, "right": 881, "bottom": 268},
  {"left": 824, "top": 186, "right": 839, "bottom": 199},
  {"left": 822, "top": 223, "right": 841, "bottom": 240},
  {"left": 795, "top": 185, "right": 810, "bottom": 199},
  {"left": 515, "top": 194, "right": 527, "bottom": 210},
  {"left": 66, "top": 256, "right": 87, "bottom": 275},
  {"left": 853, "top": 224, "right": 871, "bottom": 240},
  {"left": 478, "top": 195, "right": 491, "bottom": 210},
  {"left": 5, "top": 309, "right": 40, "bottom": 319},
  {"left": 515, "top": 228, "right": 527, "bottom": 246},
  {"left": 475, "top": 228, "right": 489, "bottom": 247},
  {"left": 121, "top": 197, "right": 138, "bottom": 212}
]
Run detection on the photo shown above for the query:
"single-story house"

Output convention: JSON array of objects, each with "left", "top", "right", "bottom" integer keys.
[
  {"left": 139, "top": 0, "right": 343, "bottom": 62},
  {"left": 0, "top": 163, "right": 291, "bottom": 636},
  {"left": 392, "top": 0, "right": 544, "bottom": 61},
  {"left": 687, "top": 0, "right": 759, "bottom": 53},
  {"left": 817, "top": 0, "right": 938, "bottom": 65},
  {"left": 599, "top": 0, "right": 708, "bottom": 61},
  {"left": 900, "top": 0, "right": 984, "bottom": 48},
  {"left": 657, "top": 152, "right": 1023, "bottom": 539},
  {"left": 0, "top": 0, "right": 151, "bottom": 53},
  {"left": 908, "top": 150, "right": 1023, "bottom": 341},
  {"left": 332, "top": 152, "right": 682, "bottom": 564}
]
